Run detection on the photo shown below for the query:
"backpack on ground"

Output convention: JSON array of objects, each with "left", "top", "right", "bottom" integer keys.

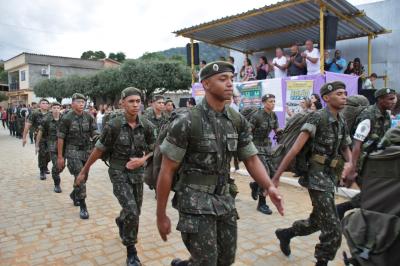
[{"left": 144, "top": 105, "right": 241, "bottom": 190}]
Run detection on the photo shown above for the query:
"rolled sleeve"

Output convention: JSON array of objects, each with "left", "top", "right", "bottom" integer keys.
[
  {"left": 300, "top": 112, "right": 320, "bottom": 138},
  {"left": 237, "top": 142, "right": 258, "bottom": 161},
  {"left": 57, "top": 117, "right": 68, "bottom": 139},
  {"left": 301, "top": 123, "right": 317, "bottom": 138},
  {"left": 160, "top": 139, "right": 186, "bottom": 162}
]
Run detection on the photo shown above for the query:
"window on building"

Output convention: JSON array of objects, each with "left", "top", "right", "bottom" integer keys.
[{"left": 21, "top": 70, "right": 26, "bottom": 81}]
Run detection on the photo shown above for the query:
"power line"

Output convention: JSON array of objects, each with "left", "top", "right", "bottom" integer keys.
[{"left": 0, "top": 22, "right": 64, "bottom": 35}]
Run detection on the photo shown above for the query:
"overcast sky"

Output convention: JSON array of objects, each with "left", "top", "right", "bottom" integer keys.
[{"left": 0, "top": 0, "right": 381, "bottom": 61}]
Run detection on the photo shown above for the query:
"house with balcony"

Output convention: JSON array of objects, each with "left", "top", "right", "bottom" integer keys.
[{"left": 3, "top": 53, "right": 120, "bottom": 105}]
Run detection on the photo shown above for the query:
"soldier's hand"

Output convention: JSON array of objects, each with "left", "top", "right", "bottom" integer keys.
[
  {"left": 22, "top": 138, "right": 27, "bottom": 147},
  {"left": 272, "top": 177, "right": 280, "bottom": 188},
  {"left": 157, "top": 215, "right": 171, "bottom": 242},
  {"left": 126, "top": 157, "right": 145, "bottom": 170},
  {"left": 75, "top": 172, "right": 87, "bottom": 186},
  {"left": 267, "top": 186, "right": 284, "bottom": 216},
  {"left": 57, "top": 157, "right": 65, "bottom": 171}
]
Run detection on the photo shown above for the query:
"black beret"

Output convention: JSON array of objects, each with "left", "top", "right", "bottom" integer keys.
[
  {"left": 71, "top": 93, "right": 87, "bottom": 101},
  {"left": 121, "top": 87, "right": 142, "bottom": 99},
  {"left": 262, "top": 94, "right": 275, "bottom": 102},
  {"left": 199, "top": 61, "right": 235, "bottom": 82},
  {"left": 320, "top": 81, "right": 346, "bottom": 97},
  {"left": 375, "top": 88, "right": 396, "bottom": 99}
]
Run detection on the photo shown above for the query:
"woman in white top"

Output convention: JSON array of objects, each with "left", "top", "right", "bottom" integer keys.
[{"left": 96, "top": 109, "right": 105, "bottom": 132}]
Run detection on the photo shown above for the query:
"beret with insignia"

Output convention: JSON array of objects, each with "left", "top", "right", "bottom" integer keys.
[
  {"left": 199, "top": 61, "right": 235, "bottom": 82},
  {"left": 374, "top": 87, "right": 396, "bottom": 99},
  {"left": 320, "top": 81, "right": 346, "bottom": 96},
  {"left": 121, "top": 87, "right": 142, "bottom": 99}
]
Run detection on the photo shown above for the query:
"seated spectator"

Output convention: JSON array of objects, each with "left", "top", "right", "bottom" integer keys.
[
  {"left": 256, "top": 56, "right": 270, "bottom": 80},
  {"left": 363, "top": 73, "right": 378, "bottom": 90},
  {"left": 228, "top": 56, "right": 239, "bottom": 81},
  {"left": 326, "top": 50, "right": 347, "bottom": 73},
  {"left": 287, "top": 44, "right": 305, "bottom": 76},
  {"left": 301, "top": 39, "right": 320, "bottom": 75},
  {"left": 240, "top": 58, "right": 255, "bottom": 81},
  {"left": 272, "top": 48, "right": 287, "bottom": 78}
]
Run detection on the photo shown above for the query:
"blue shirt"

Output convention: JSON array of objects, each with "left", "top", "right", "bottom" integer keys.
[{"left": 327, "top": 58, "right": 347, "bottom": 73}]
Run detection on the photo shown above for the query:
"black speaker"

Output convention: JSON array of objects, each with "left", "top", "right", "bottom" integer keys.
[
  {"left": 186, "top": 43, "right": 199, "bottom": 66},
  {"left": 324, "top": 14, "right": 338, "bottom": 50}
]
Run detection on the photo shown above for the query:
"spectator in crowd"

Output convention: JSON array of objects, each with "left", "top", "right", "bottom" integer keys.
[
  {"left": 89, "top": 106, "right": 97, "bottom": 118},
  {"left": 310, "top": 101, "right": 323, "bottom": 111},
  {"left": 363, "top": 73, "right": 378, "bottom": 90},
  {"left": 1, "top": 107, "right": 7, "bottom": 129},
  {"left": 228, "top": 56, "right": 239, "bottom": 81},
  {"left": 272, "top": 48, "right": 287, "bottom": 78},
  {"left": 286, "top": 44, "right": 305, "bottom": 76},
  {"left": 193, "top": 60, "right": 207, "bottom": 82},
  {"left": 325, "top": 50, "right": 347, "bottom": 73},
  {"left": 345, "top": 57, "right": 365, "bottom": 76},
  {"left": 96, "top": 108, "right": 105, "bottom": 133},
  {"left": 256, "top": 56, "right": 270, "bottom": 80},
  {"left": 310, "top": 93, "right": 321, "bottom": 105},
  {"left": 302, "top": 39, "right": 320, "bottom": 75},
  {"left": 240, "top": 58, "right": 256, "bottom": 81},
  {"left": 186, "top": 97, "right": 196, "bottom": 108}
]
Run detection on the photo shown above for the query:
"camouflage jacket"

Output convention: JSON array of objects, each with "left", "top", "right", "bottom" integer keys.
[
  {"left": 39, "top": 113, "right": 61, "bottom": 152},
  {"left": 27, "top": 109, "right": 48, "bottom": 132},
  {"left": 96, "top": 113, "right": 156, "bottom": 182},
  {"left": 143, "top": 108, "right": 168, "bottom": 132},
  {"left": 300, "top": 107, "right": 351, "bottom": 192},
  {"left": 57, "top": 111, "right": 98, "bottom": 159},
  {"left": 160, "top": 98, "right": 258, "bottom": 216},
  {"left": 354, "top": 104, "right": 391, "bottom": 145},
  {"left": 248, "top": 109, "right": 279, "bottom": 154}
]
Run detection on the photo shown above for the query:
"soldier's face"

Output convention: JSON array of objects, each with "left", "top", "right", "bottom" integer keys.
[
  {"left": 263, "top": 98, "right": 275, "bottom": 111},
  {"left": 325, "top": 88, "right": 347, "bottom": 110},
  {"left": 123, "top": 95, "right": 141, "bottom": 116},
  {"left": 203, "top": 72, "right": 234, "bottom": 101},
  {"left": 39, "top": 101, "right": 49, "bottom": 111},
  {"left": 165, "top": 102, "right": 174, "bottom": 112},
  {"left": 51, "top": 105, "right": 61, "bottom": 115},
  {"left": 154, "top": 99, "right": 165, "bottom": 112},
  {"left": 379, "top": 93, "right": 397, "bottom": 111},
  {"left": 72, "top": 100, "right": 85, "bottom": 113}
]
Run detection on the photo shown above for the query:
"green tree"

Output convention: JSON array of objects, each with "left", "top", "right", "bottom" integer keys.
[
  {"left": 139, "top": 52, "right": 166, "bottom": 61},
  {"left": 0, "top": 65, "right": 7, "bottom": 84},
  {"left": 81, "top": 50, "right": 106, "bottom": 60},
  {"left": 108, "top": 52, "right": 126, "bottom": 63},
  {"left": 0, "top": 92, "right": 8, "bottom": 102}
]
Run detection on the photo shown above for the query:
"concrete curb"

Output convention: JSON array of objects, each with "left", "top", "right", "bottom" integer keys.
[{"left": 231, "top": 168, "right": 359, "bottom": 199}]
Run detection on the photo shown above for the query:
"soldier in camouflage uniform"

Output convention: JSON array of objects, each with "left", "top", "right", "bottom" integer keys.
[
  {"left": 75, "top": 87, "right": 156, "bottom": 266},
  {"left": 248, "top": 93, "right": 282, "bottom": 215},
  {"left": 36, "top": 102, "right": 64, "bottom": 193},
  {"left": 22, "top": 98, "right": 50, "bottom": 179},
  {"left": 57, "top": 93, "right": 98, "bottom": 220},
  {"left": 156, "top": 61, "right": 284, "bottom": 266},
  {"left": 143, "top": 95, "right": 167, "bottom": 132},
  {"left": 336, "top": 88, "right": 396, "bottom": 219},
  {"left": 272, "top": 81, "right": 353, "bottom": 266}
]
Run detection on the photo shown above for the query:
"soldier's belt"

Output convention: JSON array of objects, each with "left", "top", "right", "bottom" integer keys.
[
  {"left": 66, "top": 144, "right": 86, "bottom": 151},
  {"left": 180, "top": 172, "right": 229, "bottom": 195},
  {"left": 310, "top": 154, "right": 338, "bottom": 168}
]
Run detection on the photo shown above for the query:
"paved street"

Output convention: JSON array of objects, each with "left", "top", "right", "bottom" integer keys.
[{"left": 0, "top": 128, "right": 349, "bottom": 266}]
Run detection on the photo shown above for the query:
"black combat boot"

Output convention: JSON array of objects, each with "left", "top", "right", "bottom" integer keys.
[
  {"left": 257, "top": 196, "right": 272, "bottom": 215},
  {"left": 249, "top": 182, "right": 258, "bottom": 200},
  {"left": 171, "top": 258, "right": 189, "bottom": 266},
  {"left": 54, "top": 184, "right": 62, "bottom": 193},
  {"left": 116, "top": 217, "right": 123, "bottom": 238},
  {"left": 336, "top": 201, "right": 354, "bottom": 220},
  {"left": 39, "top": 169, "right": 46, "bottom": 180},
  {"left": 70, "top": 191, "right": 80, "bottom": 206},
  {"left": 275, "top": 228, "right": 295, "bottom": 256},
  {"left": 127, "top": 245, "right": 141, "bottom": 266},
  {"left": 315, "top": 259, "right": 328, "bottom": 266},
  {"left": 79, "top": 199, "right": 89, "bottom": 219}
]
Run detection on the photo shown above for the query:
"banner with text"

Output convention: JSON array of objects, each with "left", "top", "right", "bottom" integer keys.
[{"left": 285, "top": 80, "right": 314, "bottom": 115}]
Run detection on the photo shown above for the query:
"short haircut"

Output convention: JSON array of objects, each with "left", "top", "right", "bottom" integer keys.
[
  {"left": 370, "top": 73, "right": 378, "bottom": 78},
  {"left": 153, "top": 95, "right": 165, "bottom": 102}
]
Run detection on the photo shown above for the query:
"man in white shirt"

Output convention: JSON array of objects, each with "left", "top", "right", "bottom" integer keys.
[
  {"left": 272, "top": 48, "right": 287, "bottom": 78},
  {"left": 302, "top": 39, "right": 320, "bottom": 75}
]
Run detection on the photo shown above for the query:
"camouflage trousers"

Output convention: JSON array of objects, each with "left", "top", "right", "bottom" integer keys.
[
  {"left": 177, "top": 211, "right": 238, "bottom": 266},
  {"left": 37, "top": 139, "right": 50, "bottom": 170},
  {"left": 50, "top": 152, "right": 61, "bottom": 185},
  {"left": 67, "top": 158, "right": 87, "bottom": 200},
  {"left": 291, "top": 189, "right": 342, "bottom": 261},
  {"left": 109, "top": 168, "right": 143, "bottom": 246},
  {"left": 251, "top": 154, "right": 275, "bottom": 197}
]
